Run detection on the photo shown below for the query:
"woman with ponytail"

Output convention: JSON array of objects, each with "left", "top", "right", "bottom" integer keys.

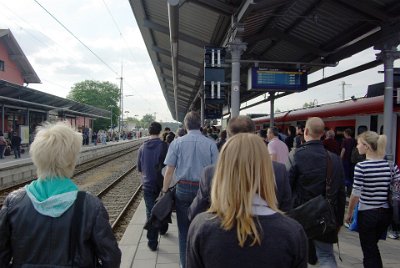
[
  {"left": 345, "top": 131, "right": 400, "bottom": 268},
  {"left": 186, "top": 133, "right": 307, "bottom": 268}
]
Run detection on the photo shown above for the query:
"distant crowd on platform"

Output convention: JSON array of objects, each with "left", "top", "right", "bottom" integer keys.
[
  {"left": 0, "top": 130, "right": 22, "bottom": 159},
  {"left": 138, "top": 111, "right": 400, "bottom": 268}
]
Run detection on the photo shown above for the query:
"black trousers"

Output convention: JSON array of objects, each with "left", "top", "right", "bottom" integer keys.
[{"left": 358, "top": 208, "right": 392, "bottom": 268}]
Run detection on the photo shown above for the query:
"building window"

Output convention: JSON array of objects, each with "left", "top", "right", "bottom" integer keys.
[{"left": 0, "top": 60, "right": 4, "bottom": 71}]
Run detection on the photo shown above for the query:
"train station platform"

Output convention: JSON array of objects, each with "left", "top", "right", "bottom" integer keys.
[
  {"left": 120, "top": 199, "right": 400, "bottom": 268},
  {"left": 0, "top": 139, "right": 142, "bottom": 188},
  {"left": 119, "top": 200, "right": 180, "bottom": 268}
]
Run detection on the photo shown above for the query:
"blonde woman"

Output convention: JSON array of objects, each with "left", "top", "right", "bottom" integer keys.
[
  {"left": 0, "top": 122, "right": 121, "bottom": 267},
  {"left": 346, "top": 131, "right": 399, "bottom": 268},
  {"left": 186, "top": 133, "right": 307, "bottom": 268}
]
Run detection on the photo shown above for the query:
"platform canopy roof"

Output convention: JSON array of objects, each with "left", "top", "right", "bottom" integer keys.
[
  {"left": 0, "top": 80, "right": 111, "bottom": 119},
  {"left": 129, "top": 0, "right": 400, "bottom": 122},
  {"left": 0, "top": 29, "right": 41, "bottom": 84}
]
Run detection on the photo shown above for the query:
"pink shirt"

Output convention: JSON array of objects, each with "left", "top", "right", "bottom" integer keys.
[{"left": 268, "top": 138, "right": 289, "bottom": 164}]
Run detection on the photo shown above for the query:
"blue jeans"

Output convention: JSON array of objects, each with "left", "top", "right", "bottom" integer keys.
[
  {"left": 313, "top": 240, "right": 337, "bottom": 268},
  {"left": 175, "top": 183, "right": 199, "bottom": 268},
  {"left": 143, "top": 190, "right": 159, "bottom": 247},
  {"left": 358, "top": 208, "right": 391, "bottom": 268}
]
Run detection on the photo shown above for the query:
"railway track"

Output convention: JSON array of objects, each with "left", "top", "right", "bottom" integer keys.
[
  {"left": 95, "top": 165, "right": 143, "bottom": 239},
  {"left": 0, "top": 144, "right": 141, "bottom": 207}
]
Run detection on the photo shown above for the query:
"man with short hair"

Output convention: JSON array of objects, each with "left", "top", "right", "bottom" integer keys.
[
  {"left": 188, "top": 115, "right": 293, "bottom": 221},
  {"left": 162, "top": 111, "right": 219, "bottom": 268},
  {"left": 11, "top": 132, "right": 22, "bottom": 159},
  {"left": 267, "top": 127, "right": 289, "bottom": 164},
  {"left": 286, "top": 117, "right": 346, "bottom": 267},
  {"left": 137, "top": 122, "right": 168, "bottom": 251}
]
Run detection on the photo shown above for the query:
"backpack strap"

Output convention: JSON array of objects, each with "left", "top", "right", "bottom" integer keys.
[{"left": 70, "top": 191, "right": 86, "bottom": 267}]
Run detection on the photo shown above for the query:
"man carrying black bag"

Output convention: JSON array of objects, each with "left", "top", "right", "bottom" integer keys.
[
  {"left": 286, "top": 117, "right": 346, "bottom": 267},
  {"left": 137, "top": 122, "right": 169, "bottom": 251}
]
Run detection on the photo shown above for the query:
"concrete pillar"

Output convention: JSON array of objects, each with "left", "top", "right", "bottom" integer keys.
[
  {"left": 376, "top": 46, "right": 400, "bottom": 161},
  {"left": 270, "top": 92, "right": 275, "bottom": 127},
  {"left": 227, "top": 40, "right": 246, "bottom": 118}
]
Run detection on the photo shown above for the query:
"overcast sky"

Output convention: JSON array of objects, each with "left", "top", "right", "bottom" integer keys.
[{"left": 1, "top": 1, "right": 399, "bottom": 123}]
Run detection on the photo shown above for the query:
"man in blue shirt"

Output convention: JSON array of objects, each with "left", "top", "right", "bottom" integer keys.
[{"left": 162, "top": 111, "right": 218, "bottom": 268}]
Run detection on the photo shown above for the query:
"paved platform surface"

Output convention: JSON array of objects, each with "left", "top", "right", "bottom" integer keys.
[
  {"left": 119, "top": 200, "right": 180, "bottom": 268},
  {"left": 120, "top": 199, "right": 400, "bottom": 268}
]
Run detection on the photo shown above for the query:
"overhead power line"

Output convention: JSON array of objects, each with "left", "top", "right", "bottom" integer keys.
[{"left": 33, "top": 0, "right": 119, "bottom": 76}]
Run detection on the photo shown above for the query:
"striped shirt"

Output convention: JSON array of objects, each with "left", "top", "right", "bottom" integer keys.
[{"left": 352, "top": 160, "right": 400, "bottom": 211}]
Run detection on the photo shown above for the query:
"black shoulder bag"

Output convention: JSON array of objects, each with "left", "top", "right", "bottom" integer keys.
[{"left": 286, "top": 151, "right": 337, "bottom": 239}]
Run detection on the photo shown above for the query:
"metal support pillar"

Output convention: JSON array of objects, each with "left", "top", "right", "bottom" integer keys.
[
  {"left": 227, "top": 40, "right": 246, "bottom": 118},
  {"left": 376, "top": 46, "right": 400, "bottom": 161},
  {"left": 200, "top": 94, "right": 204, "bottom": 126},
  {"left": 270, "top": 92, "right": 275, "bottom": 127},
  {"left": 1, "top": 105, "right": 4, "bottom": 133}
]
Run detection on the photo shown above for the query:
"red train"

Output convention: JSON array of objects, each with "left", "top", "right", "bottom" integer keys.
[{"left": 252, "top": 95, "right": 400, "bottom": 166}]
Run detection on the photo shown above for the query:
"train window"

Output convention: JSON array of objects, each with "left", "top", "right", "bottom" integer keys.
[
  {"left": 370, "top": 115, "right": 378, "bottom": 132},
  {"left": 335, "top": 126, "right": 355, "bottom": 142},
  {"left": 357, "top": 126, "right": 368, "bottom": 136}
]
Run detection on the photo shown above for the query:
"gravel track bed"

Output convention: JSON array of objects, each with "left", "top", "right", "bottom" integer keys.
[
  {"left": 74, "top": 148, "right": 144, "bottom": 241},
  {"left": 74, "top": 149, "right": 139, "bottom": 193},
  {"left": 99, "top": 169, "right": 142, "bottom": 224}
]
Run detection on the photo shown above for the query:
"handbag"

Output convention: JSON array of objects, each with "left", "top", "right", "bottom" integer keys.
[
  {"left": 286, "top": 151, "right": 337, "bottom": 239},
  {"left": 144, "top": 185, "right": 176, "bottom": 230}
]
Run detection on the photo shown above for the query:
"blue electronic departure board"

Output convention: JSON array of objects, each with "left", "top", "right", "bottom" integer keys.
[{"left": 247, "top": 67, "right": 307, "bottom": 92}]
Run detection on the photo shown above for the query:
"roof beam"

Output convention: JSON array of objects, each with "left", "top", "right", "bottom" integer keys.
[
  {"left": 152, "top": 45, "right": 203, "bottom": 68},
  {"left": 247, "top": 28, "right": 328, "bottom": 56},
  {"left": 156, "top": 61, "right": 199, "bottom": 80},
  {"left": 143, "top": 19, "right": 205, "bottom": 47},
  {"left": 165, "top": 82, "right": 194, "bottom": 95},
  {"left": 162, "top": 75, "right": 196, "bottom": 90},
  {"left": 335, "top": 0, "right": 390, "bottom": 21},
  {"left": 308, "top": 59, "right": 382, "bottom": 88},
  {"left": 185, "top": 0, "right": 235, "bottom": 16},
  {"left": 168, "top": 0, "right": 180, "bottom": 121}
]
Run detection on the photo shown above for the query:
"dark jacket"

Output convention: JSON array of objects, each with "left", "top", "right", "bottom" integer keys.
[
  {"left": 188, "top": 161, "right": 292, "bottom": 221},
  {"left": 137, "top": 138, "right": 168, "bottom": 192},
  {"left": 0, "top": 188, "right": 121, "bottom": 267},
  {"left": 286, "top": 140, "right": 346, "bottom": 243},
  {"left": 11, "top": 135, "right": 21, "bottom": 149}
]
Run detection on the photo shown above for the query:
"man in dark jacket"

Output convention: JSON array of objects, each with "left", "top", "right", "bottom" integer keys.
[
  {"left": 137, "top": 122, "right": 168, "bottom": 251},
  {"left": 11, "top": 132, "right": 22, "bottom": 159},
  {"left": 188, "top": 116, "right": 292, "bottom": 221},
  {"left": 286, "top": 117, "right": 346, "bottom": 267}
]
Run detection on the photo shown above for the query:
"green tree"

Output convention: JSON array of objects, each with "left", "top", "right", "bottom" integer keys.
[
  {"left": 126, "top": 116, "right": 141, "bottom": 128},
  {"left": 303, "top": 101, "right": 315, "bottom": 108},
  {"left": 140, "top": 114, "right": 156, "bottom": 129},
  {"left": 67, "top": 80, "right": 120, "bottom": 130}
]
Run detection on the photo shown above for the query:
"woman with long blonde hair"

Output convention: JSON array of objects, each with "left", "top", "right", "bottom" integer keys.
[
  {"left": 346, "top": 131, "right": 399, "bottom": 268},
  {"left": 186, "top": 133, "right": 307, "bottom": 268}
]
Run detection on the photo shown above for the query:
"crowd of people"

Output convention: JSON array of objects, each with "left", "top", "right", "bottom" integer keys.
[
  {"left": 139, "top": 111, "right": 399, "bottom": 268},
  {"left": 0, "top": 111, "right": 399, "bottom": 267},
  {"left": 0, "top": 131, "right": 22, "bottom": 159}
]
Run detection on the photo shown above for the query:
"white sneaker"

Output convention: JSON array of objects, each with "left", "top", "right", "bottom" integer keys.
[{"left": 344, "top": 222, "right": 350, "bottom": 228}]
